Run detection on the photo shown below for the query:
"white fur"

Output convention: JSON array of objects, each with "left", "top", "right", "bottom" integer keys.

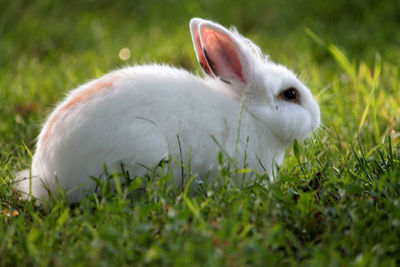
[{"left": 16, "top": 18, "right": 320, "bottom": 203}]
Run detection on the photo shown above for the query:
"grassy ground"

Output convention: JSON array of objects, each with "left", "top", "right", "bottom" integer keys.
[{"left": 1, "top": 0, "right": 400, "bottom": 265}]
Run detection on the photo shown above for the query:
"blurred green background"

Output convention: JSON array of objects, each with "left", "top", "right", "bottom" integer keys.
[{"left": 2, "top": 0, "right": 400, "bottom": 67}]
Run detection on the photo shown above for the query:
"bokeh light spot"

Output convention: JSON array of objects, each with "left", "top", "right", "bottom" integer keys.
[{"left": 119, "top": 48, "right": 131, "bottom": 61}]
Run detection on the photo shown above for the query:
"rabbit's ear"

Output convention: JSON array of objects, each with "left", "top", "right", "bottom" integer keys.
[
  {"left": 190, "top": 18, "right": 215, "bottom": 77},
  {"left": 197, "top": 21, "right": 251, "bottom": 85}
]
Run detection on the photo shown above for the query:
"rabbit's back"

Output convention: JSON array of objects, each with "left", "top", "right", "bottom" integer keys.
[{"left": 30, "top": 65, "right": 242, "bottom": 201}]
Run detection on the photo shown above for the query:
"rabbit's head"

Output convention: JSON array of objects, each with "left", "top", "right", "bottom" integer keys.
[{"left": 190, "top": 18, "right": 320, "bottom": 144}]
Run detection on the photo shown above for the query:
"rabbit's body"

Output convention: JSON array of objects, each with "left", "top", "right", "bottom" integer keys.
[
  {"left": 20, "top": 65, "right": 284, "bottom": 201},
  {"left": 16, "top": 18, "right": 320, "bottom": 203}
]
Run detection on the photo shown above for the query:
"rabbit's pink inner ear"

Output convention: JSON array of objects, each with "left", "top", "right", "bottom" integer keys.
[
  {"left": 193, "top": 28, "right": 214, "bottom": 76},
  {"left": 200, "top": 27, "right": 245, "bottom": 84}
]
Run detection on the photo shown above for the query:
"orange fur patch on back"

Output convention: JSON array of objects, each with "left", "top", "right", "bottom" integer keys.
[{"left": 41, "top": 77, "right": 117, "bottom": 145}]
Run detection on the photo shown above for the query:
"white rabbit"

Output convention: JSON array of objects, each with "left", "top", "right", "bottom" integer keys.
[{"left": 16, "top": 18, "right": 320, "bottom": 203}]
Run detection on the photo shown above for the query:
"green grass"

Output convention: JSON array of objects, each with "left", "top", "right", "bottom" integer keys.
[{"left": 1, "top": 0, "right": 400, "bottom": 265}]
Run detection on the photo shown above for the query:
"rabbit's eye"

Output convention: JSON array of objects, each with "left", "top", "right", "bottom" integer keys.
[{"left": 280, "top": 88, "right": 299, "bottom": 103}]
